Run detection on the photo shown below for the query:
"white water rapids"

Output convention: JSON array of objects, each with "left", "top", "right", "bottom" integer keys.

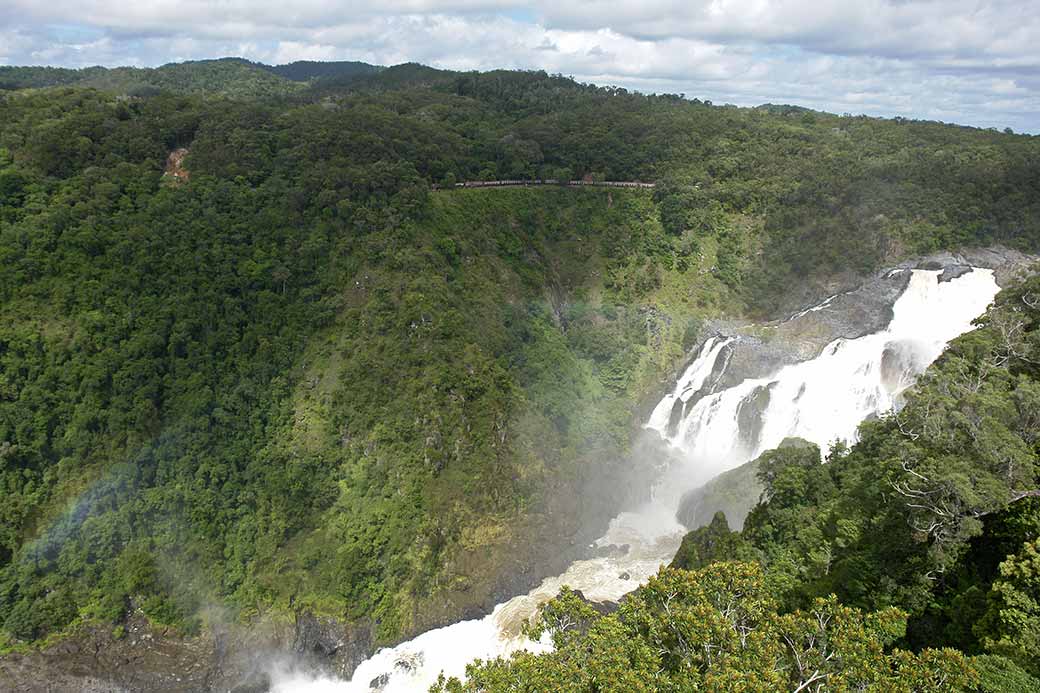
[{"left": 275, "top": 268, "right": 999, "bottom": 692}]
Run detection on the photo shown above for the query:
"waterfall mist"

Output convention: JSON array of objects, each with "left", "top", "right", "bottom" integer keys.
[{"left": 275, "top": 268, "right": 1000, "bottom": 692}]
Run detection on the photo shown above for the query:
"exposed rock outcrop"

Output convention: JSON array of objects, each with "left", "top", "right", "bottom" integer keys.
[
  {"left": 162, "top": 148, "right": 190, "bottom": 184},
  {"left": 0, "top": 609, "right": 373, "bottom": 693},
  {"left": 3, "top": 247, "right": 1031, "bottom": 692},
  {"left": 676, "top": 437, "right": 816, "bottom": 531},
  {"left": 704, "top": 246, "right": 1034, "bottom": 391},
  {"left": 669, "top": 246, "right": 1035, "bottom": 537}
]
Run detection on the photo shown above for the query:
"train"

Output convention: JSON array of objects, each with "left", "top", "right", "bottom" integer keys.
[{"left": 432, "top": 179, "right": 655, "bottom": 190}]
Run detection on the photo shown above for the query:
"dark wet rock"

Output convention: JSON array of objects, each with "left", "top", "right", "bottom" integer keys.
[
  {"left": 0, "top": 608, "right": 374, "bottom": 693},
  {"left": 590, "top": 543, "right": 630, "bottom": 559},
  {"left": 230, "top": 672, "right": 272, "bottom": 693},
  {"left": 771, "top": 265, "right": 911, "bottom": 351},
  {"left": 294, "top": 616, "right": 335, "bottom": 659},
  {"left": 665, "top": 397, "right": 685, "bottom": 438},
  {"left": 0, "top": 611, "right": 226, "bottom": 692},
  {"left": 880, "top": 339, "right": 929, "bottom": 396},
  {"left": 939, "top": 264, "right": 972, "bottom": 282},
  {"left": 294, "top": 611, "right": 343, "bottom": 658},
  {"left": 676, "top": 458, "right": 762, "bottom": 533},
  {"left": 735, "top": 383, "right": 774, "bottom": 452},
  {"left": 572, "top": 590, "right": 620, "bottom": 617},
  {"left": 370, "top": 672, "right": 390, "bottom": 689},
  {"left": 393, "top": 652, "right": 423, "bottom": 673},
  {"left": 618, "top": 572, "right": 631, "bottom": 580},
  {"left": 702, "top": 341, "right": 736, "bottom": 393},
  {"left": 698, "top": 247, "right": 1035, "bottom": 397},
  {"left": 658, "top": 340, "right": 727, "bottom": 433},
  {"left": 915, "top": 246, "right": 1034, "bottom": 287},
  {"left": 285, "top": 610, "right": 374, "bottom": 685},
  {"left": 708, "top": 333, "right": 801, "bottom": 392},
  {"left": 663, "top": 341, "right": 736, "bottom": 436},
  {"left": 742, "top": 246, "right": 1033, "bottom": 335},
  {"left": 676, "top": 438, "right": 814, "bottom": 532}
]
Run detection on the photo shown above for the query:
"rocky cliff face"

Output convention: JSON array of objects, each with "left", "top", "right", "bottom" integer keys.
[
  {"left": 2, "top": 247, "right": 1033, "bottom": 693},
  {"left": 0, "top": 609, "right": 374, "bottom": 693},
  {"left": 702, "top": 246, "right": 1032, "bottom": 390},
  {"left": 671, "top": 246, "right": 1036, "bottom": 535}
]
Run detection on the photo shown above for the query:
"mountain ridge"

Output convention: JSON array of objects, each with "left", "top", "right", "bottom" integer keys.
[{"left": 1, "top": 59, "right": 1039, "bottom": 691}]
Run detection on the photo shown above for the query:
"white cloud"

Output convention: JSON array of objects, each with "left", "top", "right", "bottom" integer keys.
[
  {"left": 0, "top": 1, "right": 1037, "bottom": 132},
  {"left": 540, "top": 1, "right": 1040, "bottom": 65}
]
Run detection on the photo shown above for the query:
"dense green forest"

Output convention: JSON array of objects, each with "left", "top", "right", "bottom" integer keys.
[
  {"left": 435, "top": 563, "right": 979, "bottom": 692},
  {"left": 436, "top": 270, "right": 1040, "bottom": 691},
  {"left": 1, "top": 59, "right": 1039, "bottom": 688},
  {"left": 0, "top": 58, "right": 384, "bottom": 96}
]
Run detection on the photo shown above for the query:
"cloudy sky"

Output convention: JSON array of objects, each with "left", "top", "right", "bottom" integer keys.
[{"left": 2, "top": 1, "right": 1038, "bottom": 132}]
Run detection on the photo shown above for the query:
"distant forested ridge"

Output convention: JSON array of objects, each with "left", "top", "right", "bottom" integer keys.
[
  {"left": 0, "top": 59, "right": 1039, "bottom": 676},
  {"left": 0, "top": 58, "right": 387, "bottom": 97}
]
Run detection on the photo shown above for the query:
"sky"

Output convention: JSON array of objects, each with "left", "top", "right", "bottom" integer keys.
[{"left": 1, "top": 1, "right": 1038, "bottom": 133}]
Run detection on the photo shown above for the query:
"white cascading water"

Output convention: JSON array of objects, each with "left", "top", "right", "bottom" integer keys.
[{"left": 275, "top": 268, "right": 999, "bottom": 693}]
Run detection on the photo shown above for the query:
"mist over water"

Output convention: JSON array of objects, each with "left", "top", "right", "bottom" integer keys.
[
  {"left": 277, "top": 268, "right": 999, "bottom": 693},
  {"left": 649, "top": 268, "right": 1000, "bottom": 509}
]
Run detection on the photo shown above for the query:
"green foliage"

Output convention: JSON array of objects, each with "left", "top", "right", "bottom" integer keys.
[
  {"left": 0, "top": 82, "right": 720, "bottom": 644},
  {"left": 1, "top": 59, "right": 306, "bottom": 99},
  {"left": 738, "top": 275, "right": 1040, "bottom": 615},
  {"left": 523, "top": 585, "right": 602, "bottom": 644},
  {"left": 970, "top": 655, "right": 1040, "bottom": 693},
  {"left": 0, "top": 66, "right": 103, "bottom": 90},
  {"left": 0, "top": 61, "right": 1038, "bottom": 659},
  {"left": 258, "top": 60, "right": 381, "bottom": 83},
  {"left": 978, "top": 538, "right": 1040, "bottom": 675},
  {"left": 433, "top": 563, "right": 976, "bottom": 692},
  {"left": 755, "top": 438, "right": 826, "bottom": 507},
  {"left": 669, "top": 511, "right": 758, "bottom": 570},
  {"left": 906, "top": 496, "right": 1040, "bottom": 656},
  {"left": 0, "top": 89, "right": 351, "bottom": 639},
  {"left": 660, "top": 273, "right": 1037, "bottom": 687},
  {"left": 285, "top": 186, "right": 710, "bottom": 637}
]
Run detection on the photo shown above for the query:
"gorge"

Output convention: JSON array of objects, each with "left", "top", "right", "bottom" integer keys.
[
  {"left": 2, "top": 59, "right": 1039, "bottom": 692},
  {"left": 279, "top": 262, "right": 1004, "bottom": 692}
]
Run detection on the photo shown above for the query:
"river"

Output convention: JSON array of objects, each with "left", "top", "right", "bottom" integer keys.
[{"left": 274, "top": 267, "right": 1000, "bottom": 692}]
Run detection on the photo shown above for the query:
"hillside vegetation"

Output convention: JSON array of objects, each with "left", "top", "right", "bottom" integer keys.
[
  {"left": 0, "top": 64, "right": 1039, "bottom": 672},
  {"left": 436, "top": 270, "right": 1040, "bottom": 692},
  {"left": 0, "top": 59, "right": 304, "bottom": 98}
]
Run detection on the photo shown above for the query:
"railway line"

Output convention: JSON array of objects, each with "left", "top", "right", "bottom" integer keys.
[{"left": 433, "top": 179, "right": 655, "bottom": 190}]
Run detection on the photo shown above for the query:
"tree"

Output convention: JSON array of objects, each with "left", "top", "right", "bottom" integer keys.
[
  {"left": 978, "top": 539, "right": 1040, "bottom": 676},
  {"left": 670, "top": 511, "right": 758, "bottom": 570},
  {"left": 0, "top": 169, "right": 29, "bottom": 206},
  {"left": 432, "top": 563, "right": 976, "bottom": 692}
]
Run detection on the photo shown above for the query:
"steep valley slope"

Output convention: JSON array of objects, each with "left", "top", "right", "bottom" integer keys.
[{"left": 1, "top": 64, "right": 1039, "bottom": 690}]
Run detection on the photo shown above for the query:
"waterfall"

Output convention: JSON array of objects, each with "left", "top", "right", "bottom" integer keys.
[
  {"left": 275, "top": 268, "right": 1000, "bottom": 693},
  {"left": 659, "top": 269, "right": 998, "bottom": 482},
  {"left": 645, "top": 335, "right": 735, "bottom": 433}
]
